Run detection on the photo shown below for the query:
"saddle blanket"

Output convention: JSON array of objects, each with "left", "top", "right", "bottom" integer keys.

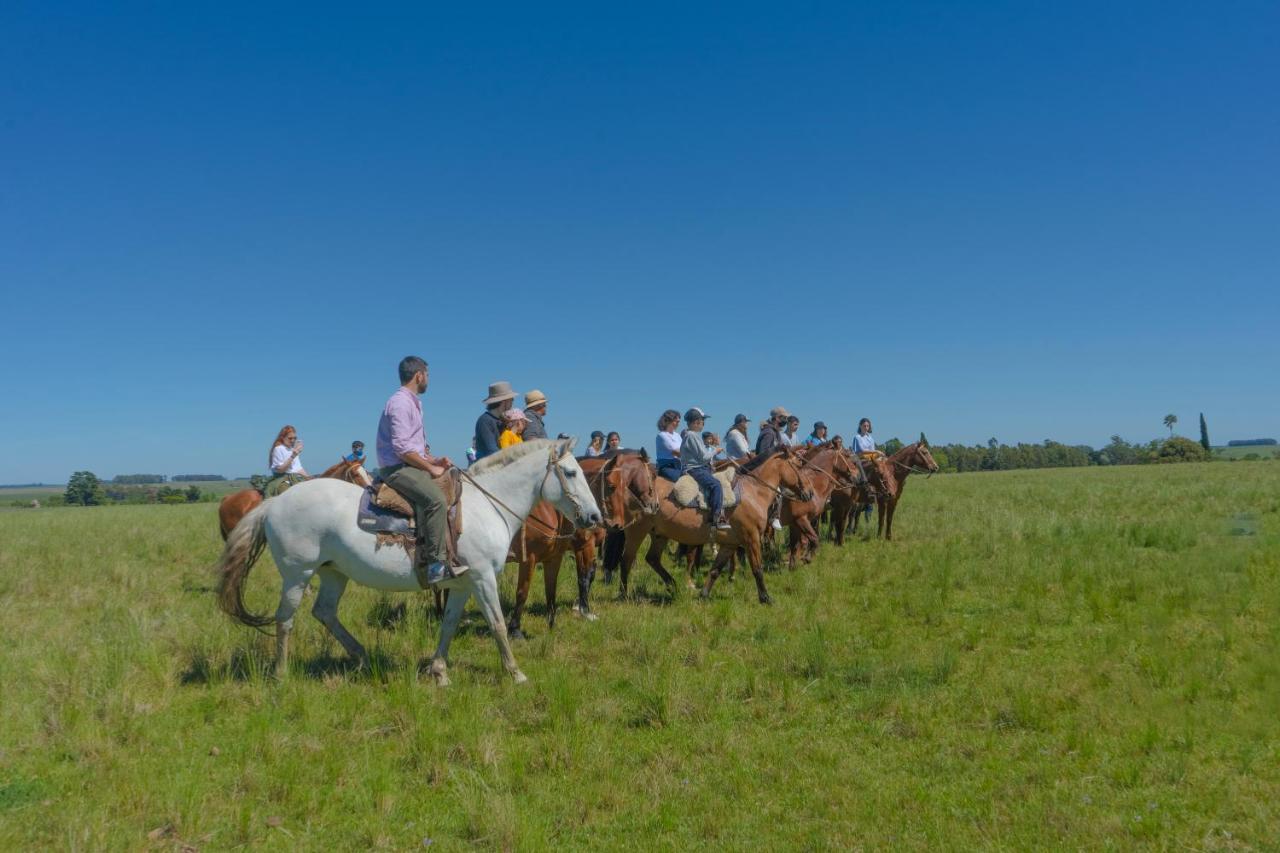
[
  {"left": 357, "top": 486, "right": 415, "bottom": 536},
  {"left": 671, "top": 470, "right": 739, "bottom": 510}
]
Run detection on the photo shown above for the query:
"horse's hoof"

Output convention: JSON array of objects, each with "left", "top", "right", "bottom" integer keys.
[
  {"left": 509, "top": 627, "right": 526, "bottom": 641},
  {"left": 759, "top": 594, "right": 774, "bottom": 606},
  {"left": 511, "top": 670, "right": 529, "bottom": 685}
]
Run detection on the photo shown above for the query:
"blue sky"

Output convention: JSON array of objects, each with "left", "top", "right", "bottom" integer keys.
[{"left": 2, "top": 2, "right": 1277, "bottom": 483}]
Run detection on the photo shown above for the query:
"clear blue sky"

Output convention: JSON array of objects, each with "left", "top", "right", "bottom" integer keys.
[{"left": 2, "top": 2, "right": 1277, "bottom": 483}]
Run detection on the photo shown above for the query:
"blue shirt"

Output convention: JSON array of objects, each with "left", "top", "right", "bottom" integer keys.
[
  {"left": 344, "top": 450, "right": 366, "bottom": 463},
  {"left": 854, "top": 433, "right": 876, "bottom": 453}
]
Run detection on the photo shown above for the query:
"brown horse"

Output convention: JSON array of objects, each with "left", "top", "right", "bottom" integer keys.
[
  {"left": 781, "top": 446, "right": 865, "bottom": 566},
  {"left": 850, "top": 435, "right": 939, "bottom": 541},
  {"left": 647, "top": 448, "right": 813, "bottom": 605},
  {"left": 828, "top": 453, "right": 885, "bottom": 546},
  {"left": 217, "top": 458, "right": 371, "bottom": 539},
  {"left": 506, "top": 451, "right": 658, "bottom": 638}
]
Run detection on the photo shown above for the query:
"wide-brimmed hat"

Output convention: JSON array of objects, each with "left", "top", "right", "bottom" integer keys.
[
  {"left": 503, "top": 407, "right": 527, "bottom": 423},
  {"left": 524, "top": 389, "right": 548, "bottom": 408},
  {"left": 483, "top": 381, "right": 519, "bottom": 405}
]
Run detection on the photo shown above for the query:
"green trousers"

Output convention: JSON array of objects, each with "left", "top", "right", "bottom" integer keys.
[{"left": 383, "top": 466, "right": 448, "bottom": 566}]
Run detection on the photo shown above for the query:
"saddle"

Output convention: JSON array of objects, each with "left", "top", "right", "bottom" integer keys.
[
  {"left": 670, "top": 470, "right": 740, "bottom": 511},
  {"left": 356, "top": 470, "right": 464, "bottom": 574}
]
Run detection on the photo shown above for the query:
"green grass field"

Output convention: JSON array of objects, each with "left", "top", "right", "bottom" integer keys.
[
  {"left": 1, "top": 463, "right": 1277, "bottom": 849},
  {"left": 0, "top": 480, "right": 254, "bottom": 505}
]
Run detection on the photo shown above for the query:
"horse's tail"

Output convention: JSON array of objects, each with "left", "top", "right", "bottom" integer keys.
[{"left": 214, "top": 501, "right": 275, "bottom": 631}]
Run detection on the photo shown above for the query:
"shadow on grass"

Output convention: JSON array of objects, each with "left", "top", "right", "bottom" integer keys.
[{"left": 180, "top": 645, "right": 402, "bottom": 685}]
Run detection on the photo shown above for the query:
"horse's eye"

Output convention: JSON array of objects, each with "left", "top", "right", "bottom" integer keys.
[{"left": 564, "top": 470, "right": 577, "bottom": 478}]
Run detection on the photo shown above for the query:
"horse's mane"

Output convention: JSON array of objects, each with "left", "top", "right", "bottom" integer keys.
[
  {"left": 317, "top": 458, "right": 357, "bottom": 479},
  {"left": 469, "top": 439, "right": 558, "bottom": 474}
]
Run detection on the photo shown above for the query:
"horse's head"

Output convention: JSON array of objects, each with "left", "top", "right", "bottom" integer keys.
[
  {"left": 347, "top": 461, "right": 373, "bottom": 488},
  {"left": 913, "top": 432, "right": 940, "bottom": 473},
  {"left": 772, "top": 447, "right": 814, "bottom": 502},
  {"left": 545, "top": 437, "right": 603, "bottom": 529},
  {"left": 623, "top": 454, "right": 660, "bottom": 517}
]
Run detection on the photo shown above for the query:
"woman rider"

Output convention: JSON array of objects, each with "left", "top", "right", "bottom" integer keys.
[
  {"left": 265, "top": 425, "right": 309, "bottom": 496},
  {"left": 853, "top": 417, "right": 879, "bottom": 523},
  {"left": 655, "top": 409, "right": 683, "bottom": 482}
]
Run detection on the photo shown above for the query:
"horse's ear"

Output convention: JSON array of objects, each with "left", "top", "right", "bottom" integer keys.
[
  {"left": 919, "top": 432, "right": 929, "bottom": 447},
  {"left": 639, "top": 447, "right": 649, "bottom": 462},
  {"left": 560, "top": 435, "right": 578, "bottom": 456}
]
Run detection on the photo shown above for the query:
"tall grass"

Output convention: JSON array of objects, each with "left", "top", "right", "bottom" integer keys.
[{"left": 0, "top": 462, "right": 1277, "bottom": 848}]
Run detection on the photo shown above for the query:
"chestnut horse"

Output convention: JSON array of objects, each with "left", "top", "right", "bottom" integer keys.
[
  {"left": 647, "top": 449, "right": 813, "bottom": 605},
  {"left": 781, "top": 446, "right": 866, "bottom": 566},
  {"left": 828, "top": 453, "right": 885, "bottom": 546},
  {"left": 849, "top": 435, "right": 939, "bottom": 541},
  {"left": 217, "top": 458, "right": 371, "bottom": 539},
  {"left": 506, "top": 451, "right": 658, "bottom": 638}
]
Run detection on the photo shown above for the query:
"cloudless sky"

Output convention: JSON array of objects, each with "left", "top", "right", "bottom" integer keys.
[{"left": 2, "top": 2, "right": 1277, "bottom": 483}]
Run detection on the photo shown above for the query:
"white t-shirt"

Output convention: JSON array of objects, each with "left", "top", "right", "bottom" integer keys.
[
  {"left": 854, "top": 433, "right": 876, "bottom": 453},
  {"left": 270, "top": 444, "right": 303, "bottom": 474},
  {"left": 656, "top": 430, "right": 682, "bottom": 461}
]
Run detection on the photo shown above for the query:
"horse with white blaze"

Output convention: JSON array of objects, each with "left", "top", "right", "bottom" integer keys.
[{"left": 214, "top": 438, "right": 602, "bottom": 685}]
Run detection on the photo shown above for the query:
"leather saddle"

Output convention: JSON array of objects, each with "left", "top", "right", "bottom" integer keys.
[{"left": 356, "top": 469, "right": 464, "bottom": 566}]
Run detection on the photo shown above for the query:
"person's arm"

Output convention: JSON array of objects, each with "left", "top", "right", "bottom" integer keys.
[{"left": 272, "top": 444, "right": 301, "bottom": 474}]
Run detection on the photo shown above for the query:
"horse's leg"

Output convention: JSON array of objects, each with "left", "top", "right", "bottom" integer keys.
[
  {"left": 433, "top": 589, "right": 446, "bottom": 618},
  {"left": 746, "top": 532, "right": 771, "bottom": 605},
  {"left": 786, "top": 522, "right": 801, "bottom": 569},
  {"left": 884, "top": 498, "right": 897, "bottom": 541},
  {"left": 311, "top": 566, "right": 368, "bottom": 669},
  {"left": 701, "top": 540, "right": 732, "bottom": 599},
  {"left": 618, "top": 527, "right": 644, "bottom": 597},
  {"left": 799, "top": 516, "right": 820, "bottom": 563},
  {"left": 272, "top": 568, "right": 311, "bottom": 679},
  {"left": 429, "top": 584, "right": 471, "bottom": 687},
  {"left": 572, "top": 540, "right": 598, "bottom": 621},
  {"left": 508, "top": 555, "right": 535, "bottom": 640},
  {"left": 471, "top": 567, "right": 526, "bottom": 684},
  {"left": 877, "top": 497, "right": 887, "bottom": 538},
  {"left": 643, "top": 535, "right": 678, "bottom": 594},
  {"left": 544, "top": 552, "right": 561, "bottom": 630}
]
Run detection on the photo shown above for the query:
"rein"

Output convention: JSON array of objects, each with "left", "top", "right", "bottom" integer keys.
[
  {"left": 890, "top": 456, "right": 935, "bottom": 478},
  {"left": 457, "top": 448, "right": 586, "bottom": 543},
  {"left": 734, "top": 456, "right": 810, "bottom": 501}
]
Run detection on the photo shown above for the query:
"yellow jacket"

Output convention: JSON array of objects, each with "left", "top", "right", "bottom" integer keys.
[{"left": 499, "top": 430, "right": 524, "bottom": 449}]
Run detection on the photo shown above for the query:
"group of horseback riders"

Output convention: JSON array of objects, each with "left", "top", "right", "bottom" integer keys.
[{"left": 259, "top": 355, "right": 885, "bottom": 587}]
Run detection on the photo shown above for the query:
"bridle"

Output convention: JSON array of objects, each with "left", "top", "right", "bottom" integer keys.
[
  {"left": 889, "top": 446, "right": 937, "bottom": 479},
  {"left": 584, "top": 453, "right": 658, "bottom": 530},
  {"left": 458, "top": 446, "right": 593, "bottom": 543},
  {"left": 735, "top": 453, "right": 813, "bottom": 502},
  {"left": 799, "top": 450, "right": 864, "bottom": 492}
]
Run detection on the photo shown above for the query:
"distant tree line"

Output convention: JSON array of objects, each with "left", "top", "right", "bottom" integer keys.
[
  {"left": 55, "top": 471, "right": 216, "bottom": 506},
  {"left": 113, "top": 474, "right": 166, "bottom": 484},
  {"left": 1227, "top": 439, "right": 1277, "bottom": 447},
  {"left": 878, "top": 434, "right": 1224, "bottom": 474},
  {"left": 171, "top": 474, "right": 227, "bottom": 482}
]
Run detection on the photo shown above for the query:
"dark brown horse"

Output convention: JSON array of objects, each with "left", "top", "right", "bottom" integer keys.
[
  {"left": 849, "top": 435, "right": 939, "bottom": 541},
  {"left": 506, "top": 451, "right": 658, "bottom": 637},
  {"left": 217, "top": 458, "right": 371, "bottom": 539}
]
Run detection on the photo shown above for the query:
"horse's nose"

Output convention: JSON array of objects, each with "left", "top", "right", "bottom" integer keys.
[{"left": 587, "top": 510, "right": 602, "bottom": 526}]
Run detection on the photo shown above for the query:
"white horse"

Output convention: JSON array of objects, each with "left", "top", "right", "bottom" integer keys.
[{"left": 214, "top": 438, "right": 602, "bottom": 685}]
